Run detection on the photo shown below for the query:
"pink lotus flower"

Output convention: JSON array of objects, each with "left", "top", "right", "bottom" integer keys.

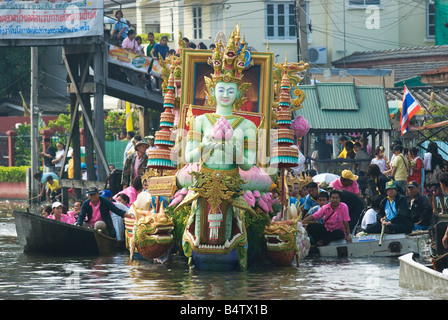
[
  {"left": 291, "top": 115, "right": 310, "bottom": 138},
  {"left": 211, "top": 116, "right": 233, "bottom": 141}
]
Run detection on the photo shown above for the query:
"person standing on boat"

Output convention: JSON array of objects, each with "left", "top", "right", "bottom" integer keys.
[
  {"left": 439, "top": 173, "right": 448, "bottom": 248},
  {"left": 365, "top": 181, "right": 413, "bottom": 235},
  {"left": 407, "top": 181, "right": 432, "bottom": 231},
  {"left": 76, "top": 187, "right": 134, "bottom": 239},
  {"left": 303, "top": 190, "right": 352, "bottom": 246}
]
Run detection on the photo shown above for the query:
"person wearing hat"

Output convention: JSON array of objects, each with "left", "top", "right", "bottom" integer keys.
[
  {"left": 76, "top": 187, "right": 134, "bottom": 238},
  {"left": 330, "top": 170, "right": 361, "bottom": 197},
  {"left": 365, "top": 180, "right": 413, "bottom": 235},
  {"left": 40, "top": 137, "right": 56, "bottom": 173},
  {"left": 48, "top": 202, "right": 75, "bottom": 224},
  {"left": 406, "top": 181, "right": 432, "bottom": 231},
  {"left": 121, "top": 139, "right": 149, "bottom": 189},
  {"left": 146, "top": 135, "right": 155, "bottom": 151}
]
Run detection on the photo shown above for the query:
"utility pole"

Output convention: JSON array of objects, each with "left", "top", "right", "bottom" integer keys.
[
  {"left": 30, "top": 47, "right": 40, "bottom": 204},
  {"left": 296, "top": 0, "right": 310, "bottom": 84}
]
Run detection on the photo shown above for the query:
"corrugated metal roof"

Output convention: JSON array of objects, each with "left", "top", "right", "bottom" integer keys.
[
  {"left": 293, "top": 84, "right": 391, "bottom": 132},
  {"left": 314, "top": 83, "right": 359, "bottom": 110}
]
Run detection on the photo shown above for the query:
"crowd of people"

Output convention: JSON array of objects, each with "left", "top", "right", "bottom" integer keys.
[
  {"left": 288, "top": 135, "right": 448, "bottom": 247},
  {"left": 33, "top": 131, "right": 448, "bottom": 248},
  {"left": 311, "top": 136, "right": 447, "bottom": 214},
  {"left": 107, "top": 10, "right": 216, "bottom": 93},
  {"left": 33, "top": 131, "right": 170, "bottom": 239}
]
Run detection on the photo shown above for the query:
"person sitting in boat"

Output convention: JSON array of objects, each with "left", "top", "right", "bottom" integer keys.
[
  {"left": 302, "top": 191, "right": 329, "bottom": 223},
  {"left": 76, "top": 187, "right": 134, "bottom": 238},
  {"left": 41, "top": 205, "right": 52, "bottom": 218},
  {"left": 319, "top": 181, "right": 365, "bottom": 233},
  {"left": 364, "top": 181, "right": 413, "bottom": 235},
  {"left": 361, "top": 195, "right": 382, "bottom": 232},
  {"left": 67, "top": 199, "right": 83, "bottom": 223},
  {"left": 303, "top": 190, "right": 352, "bottom": 246},
  {"left": 406, "top": 181, "right": 432, "bottom": 231},
  {"left": 302, "top": 182, "right": 325, "bottom": 216},
  {"left": 48, "top": 202, "right": 75, "bottom": 224},
  {"left": 287, "top": 183, "right": 299, "bottom": 208},
  {"left": 438, "top": 172, "right": 448, "bottom": 248},
  {"left": 116, "top": 193, "right": 131, "bottom": 208},
  {"left": 330, "top": 170, "right": 361, "bottom": 197},
  {"left": 100, "top": 189, "right": 128, "bottom": 241}
]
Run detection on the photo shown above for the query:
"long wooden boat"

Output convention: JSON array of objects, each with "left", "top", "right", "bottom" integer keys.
[
  {"left": 312, "top": 232, "right": 427, "bottom": 258},
  {"left": 399, "top": 252, "right": 448, "bottom": 293},
  {"left": 14, "top": 210, "right": 125, "bottom": 255}
]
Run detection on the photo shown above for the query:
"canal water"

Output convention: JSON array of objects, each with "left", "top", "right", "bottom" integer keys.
[{"left": 1, "top": 201, "right": 446, "bottom": 302}]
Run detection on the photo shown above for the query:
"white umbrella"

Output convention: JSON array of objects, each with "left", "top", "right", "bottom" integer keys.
[{"left": 312, "top": 173, "right": 339, "bottom": 184}]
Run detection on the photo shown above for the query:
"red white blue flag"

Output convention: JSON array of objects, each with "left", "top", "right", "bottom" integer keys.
[{"left": 400, "top": 85, "right": 422, "bottom": 136}]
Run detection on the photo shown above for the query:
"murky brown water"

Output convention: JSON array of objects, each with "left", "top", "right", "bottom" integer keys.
[{"left": 0, "top": 201, "right": 445, "bottom": 301}]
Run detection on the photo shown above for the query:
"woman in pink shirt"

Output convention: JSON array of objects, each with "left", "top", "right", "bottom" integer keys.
[
  {"left": 303, "top": 190, "right": 352, "bottom": 246},
  {"left": 121, "top": 29, "right": 139, "bottom": 52},
  {"left": 330, "top": 169, "right": 361, "bottom": 196}
]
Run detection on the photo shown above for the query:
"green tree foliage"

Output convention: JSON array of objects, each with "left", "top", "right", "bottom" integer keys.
[
  {"left": 0, "top": 48, "right": 31, "bottom": 99},
  {"left": 424, "top": 102, "right": 448, "bottom": 141},
  {"left": 14, "top": 123, "right": 32, "bottom": 167}
]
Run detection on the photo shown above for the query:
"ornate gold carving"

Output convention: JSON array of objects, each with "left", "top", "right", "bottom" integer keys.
[{"left": 189, "top": 167, "right": 245, "bottom": 212}]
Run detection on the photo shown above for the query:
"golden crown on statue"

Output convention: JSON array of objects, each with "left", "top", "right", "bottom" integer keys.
[{"left": 207, "top": 23, "right": 249, "bottom": 85}]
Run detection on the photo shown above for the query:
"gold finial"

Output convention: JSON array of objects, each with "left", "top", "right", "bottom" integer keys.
[
  {"left": 241, "top": 33, "right": 246, "bottom": 46},
  {"left": 266, "top": 39, "right": 269, "bottom": 52}
]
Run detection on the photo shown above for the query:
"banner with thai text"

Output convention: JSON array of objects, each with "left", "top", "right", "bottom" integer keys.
[
  {"left": 107, "top": 44, "right": 162, "bottom": 77},
  {"left": 0, "top": 0, "right": 103, "bottom": 39}
]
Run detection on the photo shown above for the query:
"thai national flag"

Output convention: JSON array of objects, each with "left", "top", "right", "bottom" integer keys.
[{"left": 400, "top": 85, "right": 421, "bottom": 136}]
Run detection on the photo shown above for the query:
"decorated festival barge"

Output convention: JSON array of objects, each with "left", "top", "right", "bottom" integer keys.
[{"left": 124, "top": 24, "right": 312, "bottom": 270}]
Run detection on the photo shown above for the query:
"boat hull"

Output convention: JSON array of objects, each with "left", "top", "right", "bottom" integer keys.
[
  {"left": 14, "top": 210, "right": 124, "bottom": 256},
  {"left": 314, "top": 233, "right": 427, "bottom": 258},
  {"left": 399, "top": 252, "right": 448, "bottom": 293}
]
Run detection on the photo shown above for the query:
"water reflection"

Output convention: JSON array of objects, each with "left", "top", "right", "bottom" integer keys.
[{"left": 0, "top": 214, "right": 445, "bottom": 300}]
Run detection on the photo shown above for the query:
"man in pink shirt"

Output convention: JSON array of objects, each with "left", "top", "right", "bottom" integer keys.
[
  {"left": 76, "top": 187, "right": 133, "bottom": 238},
  {"left": 121, "top": 29, "right": 139, "bottom": 52},
  {"left": 330, "top": 169, "right": 361, "bottom": 196},
  {"left": 303, "top": 190, "right": 352, "bottom": 246}
]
